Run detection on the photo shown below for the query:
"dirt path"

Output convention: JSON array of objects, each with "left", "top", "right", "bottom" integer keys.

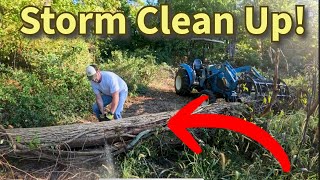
[{"left": 122, "top": 73, "right": 194, "bottom": 118}]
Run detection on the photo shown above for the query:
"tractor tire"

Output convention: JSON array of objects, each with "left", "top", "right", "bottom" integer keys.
[
  {"left": 175, "top": 68, "right": 191, "bottom": 96},
  {"left": 199, "top": 90, "right": 216, "bottom": 104}
]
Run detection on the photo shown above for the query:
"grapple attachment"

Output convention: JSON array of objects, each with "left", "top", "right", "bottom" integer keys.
[{"left": 237, "top": 69, "right": 290, "bottom": 101}]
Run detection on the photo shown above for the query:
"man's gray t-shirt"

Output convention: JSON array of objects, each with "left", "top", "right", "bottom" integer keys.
[{"left": 90, "top": 71, "right": 128, "bottom": 96}]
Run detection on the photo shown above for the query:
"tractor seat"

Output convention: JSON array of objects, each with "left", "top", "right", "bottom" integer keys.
[
  {"left": 193, "top": 59, "right": 203, "bottom": 70},
  {"left": 193, "top": 59, "right": 203, "bottom": 77}
]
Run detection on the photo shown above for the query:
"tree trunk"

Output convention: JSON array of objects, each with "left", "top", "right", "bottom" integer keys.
[
  {"left": 261, "top": 47, "right": 280, "bottom": 116},
  {"left": 0, "top": 102, "right": 248, "bottom": 164}
]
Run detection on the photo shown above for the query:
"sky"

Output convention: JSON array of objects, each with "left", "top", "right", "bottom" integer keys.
[{"left": 142, "top": 0, "right": 158, "bottom": 5}]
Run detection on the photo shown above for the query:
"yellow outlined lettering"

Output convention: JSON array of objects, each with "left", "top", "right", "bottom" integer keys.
[
  {"left": 56, "top": 13, "right": 77, "bottom": 35},
  {"left": 295, "top": 5, "right": 305, "bottom": 35},
  {"left": 160, "top": 5, "right": 170, "bottom": 34},
  {"left": 41, "top": 7, "right": 55, "bottom": 35},
  {"left": 172, "top": 13, "right": 190, "bottom": 35},
  {"left": 79, "top": 13, "right": 94, "bottom": 35},
  {"left": 193, "top": 13, "right": 211, "bottom": 35},
  {"left": 245, "top": 6, "right": 268, "bottom": 35},
  {"left": 20, "top": 6, "right": 40, "bottom": 35},
  {"left": 20, "top": 4, "right": 303, "bottom": 41},
  {"left": 271, "top": 12, "right": 293, "bottom": 42},
  {"left": 137, "top": 6, "right": 158, "bottom": 35},
  {"left": 95, "top": 13, "right": 126, "bottom": 35},
  {"left": 214, "top": 13, "right": 234, "bottom": 35}
]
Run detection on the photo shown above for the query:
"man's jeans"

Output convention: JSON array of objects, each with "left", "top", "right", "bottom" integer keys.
[{"left": 92, "top": 90, "right": 128, "bottom": 120}]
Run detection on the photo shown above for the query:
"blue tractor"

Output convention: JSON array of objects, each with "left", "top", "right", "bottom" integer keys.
[{"left": 174, "top": 38, "right": 290, "bottom": 103}]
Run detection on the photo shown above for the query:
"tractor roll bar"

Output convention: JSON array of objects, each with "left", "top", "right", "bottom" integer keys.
[{"left": 191, "top": 38, "right": 225, "bottom": 44}]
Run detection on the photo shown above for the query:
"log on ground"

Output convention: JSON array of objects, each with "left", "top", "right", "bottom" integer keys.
[{"left": 0, "top": 102, "right": 249, "bottom": 164}]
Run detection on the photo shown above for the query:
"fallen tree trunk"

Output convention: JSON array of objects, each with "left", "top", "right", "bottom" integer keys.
[{"left": 0, "top": 102, "right": 249, "bottom": 164}]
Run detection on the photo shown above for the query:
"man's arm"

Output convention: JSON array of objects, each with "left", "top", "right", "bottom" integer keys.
[
  {"left": 96, "top": 93, "right": 105, "bottom": 115},
  {"left": 110, "top": 91, "right": 119, "bottom": 114}
]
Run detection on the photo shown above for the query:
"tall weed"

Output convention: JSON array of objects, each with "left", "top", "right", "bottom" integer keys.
[{"left": 118, "top": 111, "right": 318, "bottom": 179}]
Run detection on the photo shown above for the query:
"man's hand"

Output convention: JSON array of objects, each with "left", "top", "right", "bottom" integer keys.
[
  {"left": 99, "top": 113, "right": 106, "bottom": 119},
  {"left": 106, "top": 112, "right": 114, "bottom": 120},
  {"left": 99, "top": 112, "right": 113, "bottom": 121}
]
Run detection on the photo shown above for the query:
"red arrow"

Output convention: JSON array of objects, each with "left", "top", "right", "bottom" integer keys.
[{"left": 168, "top": 95, "right": 290, "bottom": 172}]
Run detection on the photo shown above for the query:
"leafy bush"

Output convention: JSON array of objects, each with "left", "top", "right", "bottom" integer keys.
[
  {"left": 17, "top": 38, "right": 91, "bottom": 74},
  {"left": 0, "top": 64, "right": 93, "bottom": 128},
  {"left": 232, "top": 41, "right": 261, "bottom": 67},
  {"left": 101, "top": 50, "right": 158, "bottom": 95}
]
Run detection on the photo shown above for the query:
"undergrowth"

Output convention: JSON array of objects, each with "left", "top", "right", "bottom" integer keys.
[
  {"left": 118, "top": 111, "right": 318, "bottom": 179},
  {"left": 0, "top": 49, "right": 158, "bottom": 128}
]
